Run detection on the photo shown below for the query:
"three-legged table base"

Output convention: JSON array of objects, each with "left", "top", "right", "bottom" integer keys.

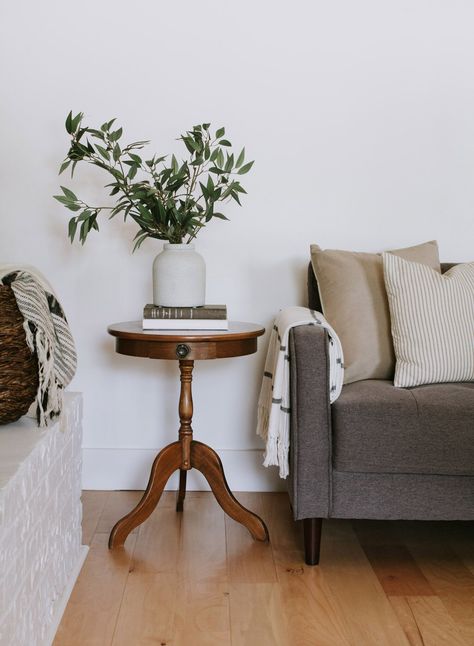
[{"left": 109, "top": 439, "right": 269, "bottom": 548}]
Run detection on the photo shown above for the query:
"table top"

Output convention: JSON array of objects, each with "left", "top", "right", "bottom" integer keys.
[
  {"left": 108, "top": 321, "right": 265, "bottom": 361},
  {"left": 108, "top": 321, "right": 265, "bottom": 342}
]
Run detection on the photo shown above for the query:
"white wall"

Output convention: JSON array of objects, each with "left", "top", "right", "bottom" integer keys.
[{"left": 1, "top": 1, "right": 473, "bottom": 491}]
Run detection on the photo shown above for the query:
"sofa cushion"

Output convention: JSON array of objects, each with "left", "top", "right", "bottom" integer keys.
[
  {"left": 332, "top": 380, "right": 474, "bottom": 476},
  {"left": 383, "top": 254, "right": 474, "bottom": 387},
  {"left": 310, "top": 240, "right": 440, "bottom": 384}
]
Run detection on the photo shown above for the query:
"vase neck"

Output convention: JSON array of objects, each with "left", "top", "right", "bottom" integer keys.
[{"left": 164, "top": 243, "right": 195, "bottom": 251}]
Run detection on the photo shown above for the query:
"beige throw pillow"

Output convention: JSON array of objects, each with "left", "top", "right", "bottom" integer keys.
[
  {"left": 310, "top": 240, "right": 440, "bottom": 384},
  {"left": 383, "top": 254, "right": 474, "bottom": 387}
]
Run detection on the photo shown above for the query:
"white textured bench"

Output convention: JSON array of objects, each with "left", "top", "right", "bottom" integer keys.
[{"left": 0, "top": 392, "right": 87, "bottom": 646}]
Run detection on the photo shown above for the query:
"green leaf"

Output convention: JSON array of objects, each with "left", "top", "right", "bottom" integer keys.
[
  {"left": 68, "top": 218, "right": 78, "bottom": 242},
  {"left": 202, "top": 123, "right": 210, "bottom": 130},
  {"left": 90, "top": 213, "right": 99, "bottom": 231},
  {"left": 236, "top": 147, "right": 245, "bottom": 167},
  {"left": 199, "top": 182, "right": 209, "bottom": 200},
  {"left": 181, "top": 136, "right": 195, "bottom": 154},
  {"left": 238, "top": 160, "right": 254, "bottom": 175},
  {"left": 132, "top": 230, "right": 149, "bottom": 253},
  {"left": 71, "top": 112, "right": 83, "bottom": 133},
  {"left": 113, "top": 143, "right": 121, "bottom": 161},
  {"left": 126, "top": 140, "right": 149, "bottom": 150},
  {"left": 220, "top": 185, "right": 233, "bottom": 200},
  {"left": 109, "top": 127, "right": 123, "bottom": 142},
  {"left": 59, "top": 160, "right": 71, "bottom": 175},
  {"left": 128, "top": 165, "right": 138, "bottom": 179},
  {"left": 216, "top": 127, "right": 225, "bottom": 139},
  {"left": 65, "top": 111, "right": 73, "bottom": 134},
  {"left": 77, "top": 210, "right": 92, "bottom": 221},
  {"left": 96, "top": 145, "right": 110, "bottom": 161},
  {"left": 88, "top": 128, "right": 105, "bottom": 140},
  {"left": 231, "top": 191, "right": 242, "bottom": 205},
  {"left": 79, "top": 220, "right": 88, "bottom": 244},
  {"left": 219, "top": 139, "right": 231, "bottom": 147},
  {"left": 66, "top": 202, "right": 81, "bottom": 212},
  {"left": 61, "top": 186, "right": 78, "bottom": 201},
  {"left": 225, "top": 153, "right": 234, "bottom": 173},
  {"left": 212, "top": 212, "right": 229, "bottom": 220},
  {"left": 171, "top": 154, "right": 178, "bottom": 173}
]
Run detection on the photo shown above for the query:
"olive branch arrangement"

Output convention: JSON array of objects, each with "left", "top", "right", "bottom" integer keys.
[{"left": 54, "top": 112, "right": 254, "bottom": 249}]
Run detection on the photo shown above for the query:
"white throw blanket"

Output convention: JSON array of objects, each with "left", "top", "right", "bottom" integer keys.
[
  {"left": 0, "top": 265, "right": 77, "bottom": 427},
  {"left": 257, "top": 306, "right": 344, "bottom": 478}
]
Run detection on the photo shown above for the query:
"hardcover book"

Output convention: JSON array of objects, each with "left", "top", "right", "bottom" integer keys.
[
  {"left": 143, "top": 304, "right": 227, "bottom": 320},
  {"left": 142, "top": 318, "right": 229, "bottom": 331}
]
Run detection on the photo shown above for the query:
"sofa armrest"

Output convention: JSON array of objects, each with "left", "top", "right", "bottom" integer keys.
[{"left": 288, "top": 325, "right": 332, "bottom": 520}]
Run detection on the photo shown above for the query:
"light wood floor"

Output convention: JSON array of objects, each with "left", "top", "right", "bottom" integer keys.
[{"left": 54, "top": 491, "right": 474, "bottom": 646}]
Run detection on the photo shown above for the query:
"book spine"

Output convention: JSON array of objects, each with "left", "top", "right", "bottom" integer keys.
[{"left": 143, "top": 306, "right": 227, "bottom": 320}]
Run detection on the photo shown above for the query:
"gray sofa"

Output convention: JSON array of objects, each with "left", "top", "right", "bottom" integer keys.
[{"left": 288, "top": 263, "right": 474, "bottom": 565}]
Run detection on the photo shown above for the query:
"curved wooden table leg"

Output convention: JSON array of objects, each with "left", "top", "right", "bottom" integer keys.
[
  {"left": 191, "top": 440, "right": 269, "bottom": 541},
  {"left": 109, "top": 441, "right": 181, "bottom": 548},
  {"left": 176, "top": 469, "right": 187, "bottom": 512}
]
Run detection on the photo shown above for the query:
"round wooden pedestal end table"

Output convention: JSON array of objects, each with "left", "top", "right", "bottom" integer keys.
[{"left": 107, "top": 321, "right": 269, "bottom": 548}]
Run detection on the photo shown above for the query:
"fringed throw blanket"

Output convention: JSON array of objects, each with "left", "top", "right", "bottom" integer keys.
[
  {"left": 0, "top": 265, "right": 77, "bottom": 427},
  {"left": 257, "top": 306, "right": 344, "bottom": 478}
]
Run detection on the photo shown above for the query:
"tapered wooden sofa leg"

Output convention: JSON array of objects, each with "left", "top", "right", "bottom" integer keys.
[{"left": 303, "top": 518, "right": 322, "bottom": 565}]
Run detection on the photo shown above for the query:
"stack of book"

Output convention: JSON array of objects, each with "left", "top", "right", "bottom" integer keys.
[{"left": 142, "top": 304, "right": 228, "bottom": 330}]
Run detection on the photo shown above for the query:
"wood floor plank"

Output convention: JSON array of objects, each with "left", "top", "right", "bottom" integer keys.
[
  {"left": 81, "top": 490, "right": 109, "bottom": 545},
  {"left": 95, "top": 490, "right": 145, "bottom": 537},
  {"left": 229, "top": 582, "right": 290, "bottom": 646},
  {"left": 264, "top": 494, "right": 353, "bottom": 646},
  {"left": 353, "top": 520, "right": 435, "bottom": 596},
  {"left": 111, "top": 499, "right": 182, "bottom": 645},
  {"left": 130, "top": 498, "right": 182, "bottom": 574},
  {"left": 53, "top": 532, "right": 136, "bottom": 646},
  {"left": 112, "top": 572, "right": 177, "bottom": 646},
  {"left": 388, "top": 596, "right": 425, "bottom": 646},
  {"left": 404, "top": 542, "right": 474, "bottom": 644},
  {"left": 321, "top": 520, "right": 411, "bottom": 646},
  {"left": 173, "top": 492, "right": 231, "bottom": 646},
  {"left": 358, "top": 544, "right": 435, "bottom": 596},
  {"left": 225, "top": 491, "right": 276, "bottom": 584},
  {"left": 226, "top": 493, "right": 289, "bottom": 645},
  {"left": 407, "top": 595, "right": 471, "bottom": 646}
]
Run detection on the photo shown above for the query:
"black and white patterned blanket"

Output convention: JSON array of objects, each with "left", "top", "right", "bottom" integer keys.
[
  {"left": 0, "top": 266, "right": 77, "bottom": 426},
  {"left": 257, "top": 306, "right": 344, "bottom": 478}
]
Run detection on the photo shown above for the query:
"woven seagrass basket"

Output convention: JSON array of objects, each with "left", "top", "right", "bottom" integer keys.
[{"left": 0, "top": 284, "right": 38, "bottom": 424}]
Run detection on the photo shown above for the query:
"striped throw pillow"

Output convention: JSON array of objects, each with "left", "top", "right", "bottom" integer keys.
[{"left": 383, "top": 253, "right": 474, "bottom": 388}]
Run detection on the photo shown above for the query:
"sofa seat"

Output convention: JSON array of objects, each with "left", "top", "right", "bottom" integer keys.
[{"left": 331, "top": 380, "right": 474, "bottom": 476}]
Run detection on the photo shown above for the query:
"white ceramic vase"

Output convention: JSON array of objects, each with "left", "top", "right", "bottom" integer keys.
[{"left": 152, "top": 243, "right": 206, "bottom": 306}]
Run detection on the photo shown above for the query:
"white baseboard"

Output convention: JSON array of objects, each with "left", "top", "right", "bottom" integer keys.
[
  {"left": 82, "top": 447, "right": 285, "bottom": 492},
  {"left": 45, "top": 545, "right": 89, "bottom": 646}
]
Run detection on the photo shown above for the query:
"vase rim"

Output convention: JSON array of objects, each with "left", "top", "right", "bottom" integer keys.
[{"left": 163, "top": 242, "right": 195, "bottom": 250}]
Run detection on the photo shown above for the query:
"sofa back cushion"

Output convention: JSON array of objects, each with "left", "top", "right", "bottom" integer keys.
[{"left": 310, "top": 241, "right": 441, "bottom": 384}]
